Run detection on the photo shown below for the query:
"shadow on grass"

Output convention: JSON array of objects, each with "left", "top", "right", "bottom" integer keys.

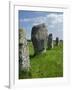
[
  {"left": 19, "top": 70, "right": 32, "bottom": 79},
  {"left": 29, "top": 54, "right": 36, "bottom": 59}
]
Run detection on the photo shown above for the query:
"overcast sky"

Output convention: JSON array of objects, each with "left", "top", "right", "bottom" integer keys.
[{"left": 19, "top": 10, "right": 63, "bottom": 40}]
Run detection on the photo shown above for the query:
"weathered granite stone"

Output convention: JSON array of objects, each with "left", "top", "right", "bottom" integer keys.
[
  {"left": 56, "top": 37, "right": 59, "bottom": 46},
  {"left": 31, "top": 23, "right": 48, "bottom": 55},
  {"left": 47, "top": 33, "right": 53, "bottom": 49},
  {"left": 19, "top": 29, "right": 30, "bottom": 71}
]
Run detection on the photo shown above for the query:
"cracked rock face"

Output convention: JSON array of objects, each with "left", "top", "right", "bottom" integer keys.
[
  {"left": 31, "top": 23, "right": 48, "bottom": 55},
  {"left": 19, "top": 29, "right": 30, "bottom": 71}
]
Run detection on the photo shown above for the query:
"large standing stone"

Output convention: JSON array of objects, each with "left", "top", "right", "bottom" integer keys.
[
  {"left": 55, "top": 37, "right": 59, "bottom": 46},
  {"left": 47, "top": 33, "right": 53, "bottom": 49},
  {"left": 19, "top": 29, "right": 30, "bottom": 71},
  {"left": 31, "top": 23, "right": 48, "bottom": 55}
]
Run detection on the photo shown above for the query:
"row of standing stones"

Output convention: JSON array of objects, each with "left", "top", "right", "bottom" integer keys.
[{"left": 19, "top": 23, "right": 59, "bottom": 71}]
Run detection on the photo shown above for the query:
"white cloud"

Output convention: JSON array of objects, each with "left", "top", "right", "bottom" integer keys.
[
  {"left": 19, "top": 13, "right": 63, "bottom": 28},
  {"left": 32, "top": 16, "right": 46, "bottom": 25},
  {"left": 46, "top": 14, "right": 63, "bottom": 24},
  {"left": 19, "top": 13, "right": 63, "bottom": 40},
  {"left": 19, "top": 16, "right": 46, "bottom": 25}
]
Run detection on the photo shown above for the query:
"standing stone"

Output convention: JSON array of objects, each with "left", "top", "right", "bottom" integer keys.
[
  {"left": 31, "top": 23, "right": 48, "bottom": 55},
  {"left": 48, "top": 33, "right": 53, "bottom": 49},
  {"left": 56, "top": 37, "right": 59, "bottom": 46},
  {"left": 19, "top": 29, "right": 30, "bottom": 71}
]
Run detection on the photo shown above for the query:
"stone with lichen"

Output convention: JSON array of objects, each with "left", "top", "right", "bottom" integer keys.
[{"left": 19, "top": 28, "right": 30, "bottom": 71}]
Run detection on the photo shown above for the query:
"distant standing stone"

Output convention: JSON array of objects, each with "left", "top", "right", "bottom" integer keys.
[
  {"left": 48, "top": 33, "right": 53, "bottom": 49},
  {"left": 19, "top": 29, "right": 30, "bottom": 71},
  {"left": 56, "top": 37, "right": 59, "bottom": 46},
  {"left": 31, "top": 23, "right": 48, "bottom": 55}
]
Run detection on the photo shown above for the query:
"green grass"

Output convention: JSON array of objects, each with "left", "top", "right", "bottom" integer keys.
[{"left": 19, "top": 41, "right": 63, "bottom": 79}]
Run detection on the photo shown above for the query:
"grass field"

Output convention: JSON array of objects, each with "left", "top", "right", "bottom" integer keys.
[{"left": 19, "top": 41, "right": 63, "bottom": 79}]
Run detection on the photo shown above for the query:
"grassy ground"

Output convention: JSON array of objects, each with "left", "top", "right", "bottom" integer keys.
[{"left": 19, "top": 41, "right": 63, "bottom": 79}]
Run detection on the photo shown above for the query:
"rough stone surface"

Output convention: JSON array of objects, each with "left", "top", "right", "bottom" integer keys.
[
  {"left": 31, "top": 23, "right": 48, "bottom": 55},
  {"left": 56, "top": 37, "right": 59, "bottom": 46},
  {"left": 48, "top": 33, "right": 53, "bottom": 49},
  {"left": 19, "top": 29, "right": 30, "bottom": 71}
]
